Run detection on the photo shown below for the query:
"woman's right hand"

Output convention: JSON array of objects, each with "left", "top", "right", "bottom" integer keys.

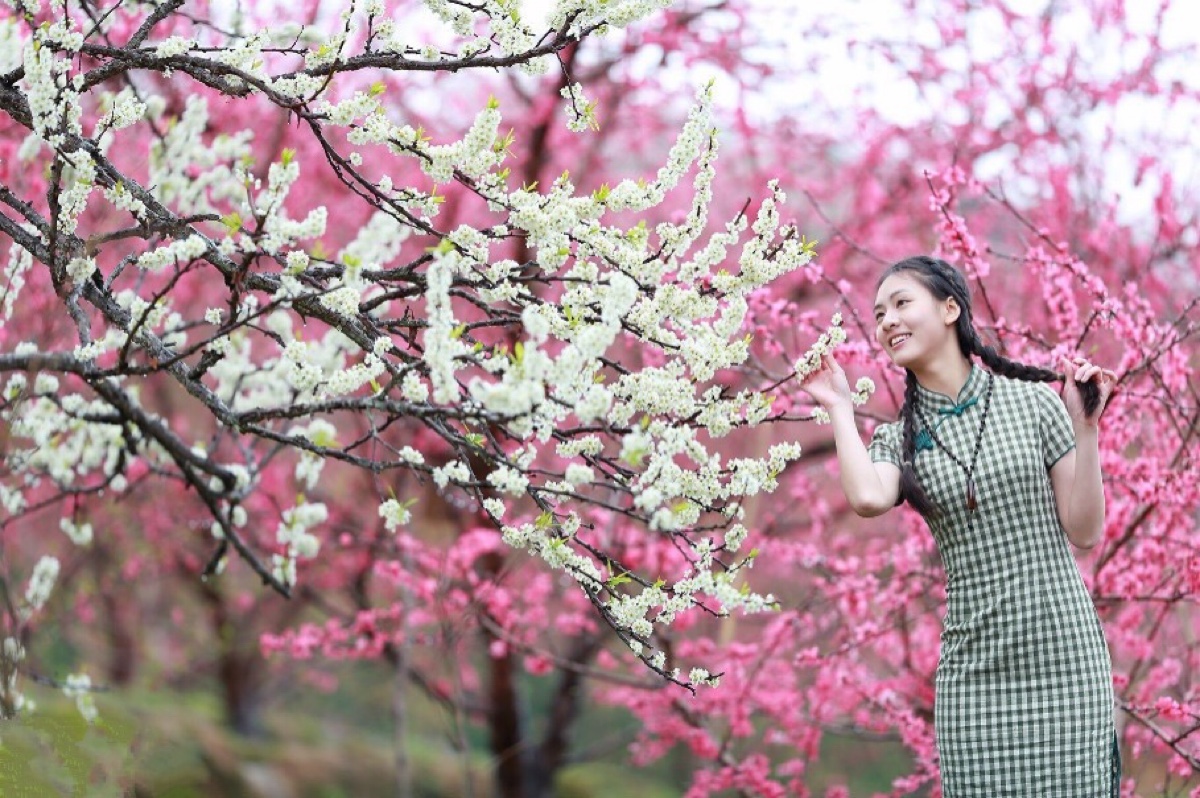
[{"left": 797, "top": 353, "right": 854, "bottom": 411}]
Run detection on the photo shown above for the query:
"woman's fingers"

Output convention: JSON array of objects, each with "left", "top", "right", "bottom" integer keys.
[{"left": 1064, "top": 357, "right": 1114, "bottom": 385}]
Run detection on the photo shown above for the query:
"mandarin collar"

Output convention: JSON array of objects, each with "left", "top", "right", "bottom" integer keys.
[{"left": 915, "top": 363, "right": 990, "bottom": 413}]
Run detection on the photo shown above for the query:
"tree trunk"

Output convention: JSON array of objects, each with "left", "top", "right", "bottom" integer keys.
[
  {"left": 197, "top": 580, "right": 264, "bottom": 736},
  {"left": 526, "top": 635, "right": 602, "bottom": 798},
  {"left": 480, "top": 551, "right": 526, "bottom": 798},
  {"left": 95, "top": 542, "right": 138, "bottom": 686}
]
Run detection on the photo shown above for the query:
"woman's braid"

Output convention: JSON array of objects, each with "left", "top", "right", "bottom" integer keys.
[
  {"left": 898, "top": 369, "right": 938, "bottom": 516},
  {"left": 967, "top": 327, "right": 1101, "bottom": 416}
]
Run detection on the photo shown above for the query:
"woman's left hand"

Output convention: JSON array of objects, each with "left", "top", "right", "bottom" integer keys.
[{"left": 1061, "top": 356, "right": 1117, "bottom": 427}]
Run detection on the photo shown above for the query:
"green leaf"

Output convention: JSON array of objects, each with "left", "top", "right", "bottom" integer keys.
[
  {"left": 281, "top": 148, "right": 296, "bottom": 166},
  {"left": 369, "top": 81, "right": 386, "bottom": 97},
  {"left": 535, "top": 511, "right": 554, "bottom": 530},
  {"left": 220, "top": 212, "right": 242, "bottom": 233},
  {"left": 607, "top": 573, "right": 632, "bottom": 588}
]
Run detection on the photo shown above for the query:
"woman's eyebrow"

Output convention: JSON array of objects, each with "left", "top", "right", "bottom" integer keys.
[{"left": 873, "top": 290, "right": 908, "bottom": 312}]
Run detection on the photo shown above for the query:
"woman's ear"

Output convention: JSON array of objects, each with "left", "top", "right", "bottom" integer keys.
[{"left": 943, "top": 297, "right": 961, "bottom": 325}]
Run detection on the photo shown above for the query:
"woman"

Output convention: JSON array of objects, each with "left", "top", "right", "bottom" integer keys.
[{"left": 799, "top": 256, "right": 1120, "bottom": 797}]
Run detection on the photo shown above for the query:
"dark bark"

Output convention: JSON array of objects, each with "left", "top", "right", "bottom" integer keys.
[
  {"left": 94, "top": 543, "right": 137, "bottom": 686},
  {"left": 527, "top": 634, "right": 603, "bottom": 798},
  {"left": 197, "top": 580, "right": 265, "bottom": 737},
  {"left": 481, "top": 552, "right": 526, "bottom": 798}
]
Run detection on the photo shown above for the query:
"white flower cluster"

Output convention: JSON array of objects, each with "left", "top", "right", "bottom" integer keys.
[
  {"left": 809, "top": 376, "right": 876, "bottom": 425},
  {"left": 148, "top": 96, "right": 255, "bottom": 215},
  {"left": 62, "top": 673, "right": 98, "bottom": 723},
  {"left": 294, "top": 420, "right": 337, "bottom": 489},
  {"left": 56, "top": 151, "right": 95, "bottom": 238},
  {"left": 339, "top": 212, "right": 412, "bottom": 276},
  {"left": 794, "top": 312, "right": 847, "bottom": 380},
  {"left": 792, "top": 314, "right": 877, "bottom": 424},
  {"left": 60, "top": 518, "right": 93, "bottom": 546},
  {"left": 212, "top": 30, "right": 270, "bottom": 80},
  {"left": 503, "top": 515, "right": 600, "bottom": 583},
  {"left": 560, "top": 83, "right": 597, "bottom": 133},
  {"left": 256, "top": 157, "right": 329, "bottom": 256},
  {"left": 378, "top": 498, "right": 412, "bottom": 532},
  {"left": 603, "top": 548, "right": 775, "bottom": 676},
  {"left": 273, "top": 500, "right": 327, "bottom": 587},
  {"left": 0, "top": 483, "right": 24, "bottom": 516},
  {"left": 2, "top": 636, "right": 29, "bottom": 716},
  {"left": 135, "top": 234, "right": 209, "bottom": 273},
  {"left": 73, "top": 326, "right": 128, "bottom": 361},
  {"left": 21, "top": 21, "right": 84, "bottom": 149},
  {"left": 424, "top": 252, "right": 472, "bottom": 403},
  {"left": 5, "top": 391, "right": 134, "bottom": 486},
  {"left": 153, "top": 35, "right": 195, "bottom": 58},
  {"left": 323, "top": 347, "right": 387, "bottom": 397},
  {"left": 413, "top": 0, "right": 545, "bottom": 71},
  {"left": 97, "top": 87, "right": 147, "bottom": 133},
  {"left": 0, "top": 17, "right": 24, "bottom": 75},
  {"left": 23, "top": 556, "right": 60, "bottom": 617},
  {"left": 545, "top": 0, "right": 674, "bottom": 38},
  {"left": 432, "top": 460, "right": 471, "bottom": 489},
  {"left": 2, "top": 228, "right": 34, "bottom": 320},
  {"left": 102, "top": 182, "right": 147, "bottom": 222}
]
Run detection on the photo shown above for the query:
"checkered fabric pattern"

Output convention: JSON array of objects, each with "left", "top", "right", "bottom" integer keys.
[{"left": 869, "top": 364, "right": 1119, "bottom": 797}]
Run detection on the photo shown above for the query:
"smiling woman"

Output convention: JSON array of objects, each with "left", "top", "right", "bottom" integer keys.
[{"left": 799, "top": 255, "right": 1120, "bottom": 797}]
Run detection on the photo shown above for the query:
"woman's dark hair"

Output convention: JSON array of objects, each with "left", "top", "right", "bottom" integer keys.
[{"left": 878, "top": 255, "right": 1101, "bottom": 516}]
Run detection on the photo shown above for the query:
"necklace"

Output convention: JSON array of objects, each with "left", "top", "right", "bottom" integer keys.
[{"left": 914, "top": 373, "right": 995, "bottom": 512}]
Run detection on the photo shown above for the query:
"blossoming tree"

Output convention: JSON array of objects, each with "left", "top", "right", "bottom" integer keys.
[
  {"left": 2, "top": 0, "right": 1199, "bottom": 796},
  {"left": 2, "top": 0, "right": 837, "bottom": 737}
]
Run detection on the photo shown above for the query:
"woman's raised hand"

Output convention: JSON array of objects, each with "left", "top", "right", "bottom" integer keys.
[
  {"left": 1061, "top": 356, "right": 1117, "bottom": 426},
  {"left": 797, "top": 352, "right": 854, "bottom": 411}
]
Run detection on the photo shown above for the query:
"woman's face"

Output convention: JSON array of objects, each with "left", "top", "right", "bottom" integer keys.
[{"left": 873, "top": 272, "right": 958, "bottom": 367}]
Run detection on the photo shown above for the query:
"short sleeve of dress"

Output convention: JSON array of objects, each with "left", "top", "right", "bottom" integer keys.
[
  {"left": 867, "top": 421, "right": 902, "bottom": 467},
  {"left": 1035, "top": 382, "right": 1077, "bottom": 469}
]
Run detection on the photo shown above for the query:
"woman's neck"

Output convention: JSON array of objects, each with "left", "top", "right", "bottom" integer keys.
[{"left": 912, "top": 356, "right": 973, "bottom": 400}]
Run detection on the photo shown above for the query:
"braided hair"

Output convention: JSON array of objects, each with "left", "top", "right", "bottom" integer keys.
[{"left": 881, "top": 256, "right": 1101, "bottom": 516}]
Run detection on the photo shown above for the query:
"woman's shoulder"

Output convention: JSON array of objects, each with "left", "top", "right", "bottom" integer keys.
[{"left": 868, "top": 418, "right": 902, "bottom": 442}]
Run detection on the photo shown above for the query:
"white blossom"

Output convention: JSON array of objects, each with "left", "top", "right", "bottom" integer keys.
[
  {"left": 60, "top": 518, "right": 93, "bottom": 546},
  {"left": 23, "top": 556, "right": 60, "bottom": 615},
  {"left": 378, "top": 498, "right": 412, "bottom": 531},
  {"left": 63, "top": 673, "right": 98, "bottom": 723}
]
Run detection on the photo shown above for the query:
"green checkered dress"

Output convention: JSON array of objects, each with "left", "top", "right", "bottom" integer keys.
[{"left": 868, "top": 364, "right": 1119, "bottom": 797}]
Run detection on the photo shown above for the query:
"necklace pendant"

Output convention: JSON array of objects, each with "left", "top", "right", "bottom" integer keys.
[{"left": 966, "top": 477, "right": 978, "bottom": 511}]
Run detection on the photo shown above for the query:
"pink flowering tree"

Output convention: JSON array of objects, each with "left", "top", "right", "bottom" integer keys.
[{"left": 594, "top": 2, "right": 1200, "bottom": 796}]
